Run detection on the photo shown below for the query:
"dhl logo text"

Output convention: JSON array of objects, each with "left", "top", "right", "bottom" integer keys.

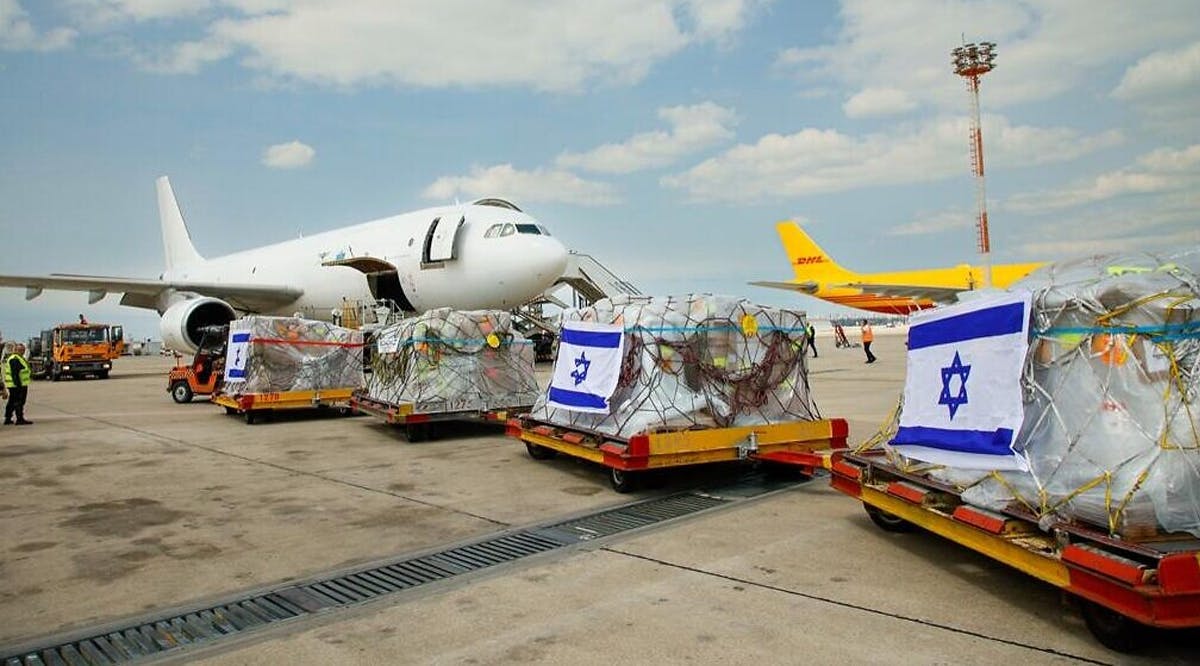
[{"left": 793, "top": 256, "right": 827, "bottom": 265}]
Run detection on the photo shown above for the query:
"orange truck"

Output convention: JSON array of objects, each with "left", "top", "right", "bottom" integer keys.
[{"left": 28, "top": 322, "right": 125, "bottom": 381}]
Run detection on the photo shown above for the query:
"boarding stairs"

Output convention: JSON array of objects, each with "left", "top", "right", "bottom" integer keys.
[{"left": 514, "top": 251, "right": 641, "bottom": 334}]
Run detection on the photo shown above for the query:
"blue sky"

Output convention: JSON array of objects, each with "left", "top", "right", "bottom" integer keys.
[{"left": 2, "top": 0, "right": 1198, "bottom": 342}]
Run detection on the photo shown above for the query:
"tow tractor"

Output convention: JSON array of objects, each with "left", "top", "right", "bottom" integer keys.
[
  {"left": 828, "top": 448, "right": 1200, "bottom": 652},
  {"left": 167, "top": 324, "right": 228, "bottom": 403},
  {"left": 508, "top": 416, "right": 848, "bottom": 492}
]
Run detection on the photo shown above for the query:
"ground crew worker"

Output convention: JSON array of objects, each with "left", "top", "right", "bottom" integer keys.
[
  {"left": 0, "top": 341, "right": 10, "bottom": 403},
  {"left": 861, "top": 319, "right": 876, "bottom": 364},
  {"left": 806, "top": 321, "right": 818, "bottom": 358},
  {"left": 4, "top": 343, "right": 33, "bottom": 425}
]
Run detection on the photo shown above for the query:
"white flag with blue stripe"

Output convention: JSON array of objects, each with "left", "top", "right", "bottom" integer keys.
[
  {"left": 223, "top": 319, "right": 252, "bottom": 383},
  {"left": 890, "top": 292, "right": 1032, "bottom": 470},
  {"left": 547, "top": 321, "right": 625, "bottom": 413}
]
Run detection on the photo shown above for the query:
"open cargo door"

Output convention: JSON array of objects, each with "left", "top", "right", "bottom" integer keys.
[{"left": 423, "top": 215, "right": 463, "bottom": 265}]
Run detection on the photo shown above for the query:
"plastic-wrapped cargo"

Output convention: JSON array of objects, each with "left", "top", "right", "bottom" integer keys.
[
  {"left": 528, "top": 294, "right": 821, "bottom": 438},
  {"left": 363, "top": 308, "right": 539, "bottom": 413},
  {"left": 221, "top": 316, "right": 364, "bottom": 394},
  {"left": 886, "top": 250, "right": 1200, "bottom": 537}
]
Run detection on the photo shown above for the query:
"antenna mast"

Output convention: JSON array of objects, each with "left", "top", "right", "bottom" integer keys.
[{"left": 952, "top": 41, "right": 997, "bottom": 288}]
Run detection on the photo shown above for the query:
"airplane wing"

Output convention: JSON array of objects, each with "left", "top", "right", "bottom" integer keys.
[
  {"left": 748, "top": 280, "right": 819, "bottom": 294},
  {"left": 839, "top": 281, "right": 963, "bottom": 304},
  {"left": 0, "top": 273, "right": 303, "bottom": 312}
]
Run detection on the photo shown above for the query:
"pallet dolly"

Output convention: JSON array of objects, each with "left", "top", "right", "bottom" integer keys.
[
  {"left": 509, "top": 416, "right": 848, "bottom": 492},
  {"left": 828, "top": 448, "right": 1200, "bottom": 652}
]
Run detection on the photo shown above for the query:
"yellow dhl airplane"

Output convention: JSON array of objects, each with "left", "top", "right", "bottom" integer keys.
[{"left": 750, "top": 221, "right": 1045, "bottom": 315}]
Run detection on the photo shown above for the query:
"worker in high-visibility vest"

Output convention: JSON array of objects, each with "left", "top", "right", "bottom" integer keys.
[
  {"left": 3, "top": 342, "right": 33, "bottom": 425},
  {"left": 860, "top": 319, "right": 876, "bottom": 364}
]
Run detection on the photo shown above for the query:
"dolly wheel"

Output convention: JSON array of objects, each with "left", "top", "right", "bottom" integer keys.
[
  {"left": 864, "top": 503, "right": 915, "bottom": 533},
  {"left": 609, "top": 467, "right": 640, "bottom": 493},
  {"left": 525, "top": 443, "right": 557, "bottom": 460},
  {"left": 1079, "top": 599, "right": 1149, "bottom": 653},
  {"left": 406, "top": 422, "right": 430, "bottom": 442},
  {"left": 244, "top": 410, "right": 257, "bottom": 425},
  {"left": 170, "top": 381, "right": 193, "bottom": 404},
  {"left": 224, "top": 406, "right": 238, "bottom": 415}
]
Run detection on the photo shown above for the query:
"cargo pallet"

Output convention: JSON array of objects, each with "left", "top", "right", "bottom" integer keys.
[
  {"left": 213, "top": 387, "right": 355, "bottom": 425},
  {"left": 508, "top": 416, "right": 848, "bottom": 492},
  {"left": 828, "top": 449, "right": 1200, "bottom": 652},
  {"left": 350, "top": 392, "right": 530, "bottom": 442}
]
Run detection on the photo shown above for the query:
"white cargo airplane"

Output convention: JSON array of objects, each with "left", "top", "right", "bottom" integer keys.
[{"left": 0, "top": 177, "right": 569, "bottom": 353}]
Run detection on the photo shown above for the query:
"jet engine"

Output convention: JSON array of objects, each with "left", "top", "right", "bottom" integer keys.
[{"left": 159, "top": 297, "right": 236, "bottom": 354}]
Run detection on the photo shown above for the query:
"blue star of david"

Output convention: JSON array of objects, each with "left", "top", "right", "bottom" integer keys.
[
  {"left": 570, "top": 351, "right": 591, "bottom": 386},
  {"left": 938, "top": 350, "right": 971, "bottom": 420}
]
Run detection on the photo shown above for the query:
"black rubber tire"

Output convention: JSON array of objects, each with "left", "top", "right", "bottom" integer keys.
[
  {"left": 99, "top": 370, "right": 109, "bottom": 379},
  {"left": 244, "top": 410, "right": 257, "bottom": 425},
  {"left": 864, "top": 503, "right": 916, "bottom": 533},
  {"left": 609, "top": 467, "right": 640, "bottom": 493},
  {"left": 1079, "top": 599, "right": 1150, "bottom": 653},
  {"left": 525, "top": 443, "right": 557, "bottom": 460},
  {"left": 224, "top": 406, "right": 237, "bottom": 415},
  {"left": 406, "top": 422, "right": 429, "bottom": 442},
  {"left": 170, "top": 381, "right": 193, "bottom": 404}
]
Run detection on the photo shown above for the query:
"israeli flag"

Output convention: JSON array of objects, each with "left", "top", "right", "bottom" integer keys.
[
  {"left": 224, "top": 321, "right": 252, "bottom": 383},
  {"left": 890, "top": 291, "right": 1032, "bottom": 470},
  {"left": 547, "top": 321, "right": 625, "bottom": 413}
]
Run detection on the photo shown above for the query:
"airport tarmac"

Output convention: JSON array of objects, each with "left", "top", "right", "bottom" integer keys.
[{"left": 1, "top": 332, "right": 1196, "bottom": 664}]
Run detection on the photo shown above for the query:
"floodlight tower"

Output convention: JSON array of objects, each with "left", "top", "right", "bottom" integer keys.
[{"left": 952, "top": 41, "right": 997, "bottom": 288}]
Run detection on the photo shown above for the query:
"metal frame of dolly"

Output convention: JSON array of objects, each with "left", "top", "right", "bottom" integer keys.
[{"left": 828, "top": 449, "right": 1200, "bottom": 652}]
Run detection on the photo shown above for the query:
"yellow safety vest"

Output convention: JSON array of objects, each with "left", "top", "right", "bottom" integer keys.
[{"left": 3, "top": 354, "right": 31, "bottom": 388}]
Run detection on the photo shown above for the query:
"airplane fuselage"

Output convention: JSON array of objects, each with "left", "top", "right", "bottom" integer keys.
[
  {"left": 164, "top": 202, "right": 568, "bottom": 318},
  {"left": 811, "top": 263, "right": 1045, "bottom": 314}
]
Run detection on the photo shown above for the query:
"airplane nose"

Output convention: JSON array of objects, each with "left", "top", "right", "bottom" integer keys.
[{"left": 532, "top": 236, "right": 569, "bottom": 281}]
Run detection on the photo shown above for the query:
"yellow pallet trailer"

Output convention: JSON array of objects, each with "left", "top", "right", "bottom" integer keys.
[
  {"left": 349, "top": 392, "right": 529, "bottom": 442},
  {"left": 213, "top": 387, "right": 356, "bottom": 425},
  {"left": 829, "top": 448, "right": 1200, "bottom": 652},
  {"left": 508, "top": 416, "right": 848, "bottom": 491}
]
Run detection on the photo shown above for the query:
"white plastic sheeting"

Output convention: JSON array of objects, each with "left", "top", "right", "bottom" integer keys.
[
  {"left": 363, "top": 309, "right": 539, "bottom": 414},
  {"left": 528, "top": 294, "right": 821, "bottom": 439},
  {"left": 886, "top": 250, "right": 1200, "bottom": 537},
  {"left": 220, "top": 316, "right": 364, "bottom": 395}
]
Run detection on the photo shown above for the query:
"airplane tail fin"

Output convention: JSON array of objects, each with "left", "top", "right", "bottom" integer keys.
[
  {"left": 776, "top": 221, "right": 853, "bottom": 281},
  {"left": 157, "top": 176, "right": 204, "bottom": 270}
]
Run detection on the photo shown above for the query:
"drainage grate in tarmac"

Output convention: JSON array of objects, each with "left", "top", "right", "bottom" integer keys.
[{"left": 2, "top": 477, "right": 786, "bottom": 665}]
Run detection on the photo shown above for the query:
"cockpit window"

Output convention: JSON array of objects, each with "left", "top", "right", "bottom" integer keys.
[
  {"left": 484, "top": 224, "right": 503, "bottom": 238},
  {"left": 537, "top": 225, "right": 551, "bottom": 236},
  {"left": 500, "top": 223, "right": 516, "bottom": 236},
  {"left": 515, "top": 224, "right": 543, "bottom": 235}
]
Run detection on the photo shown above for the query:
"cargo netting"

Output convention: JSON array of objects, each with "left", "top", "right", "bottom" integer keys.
[
  {"left": 220, "top": 316, "right": 364, "bottom": 395},
  {"left": 529, "top": 294, "right": 821, "bottom": 439},
  {"left": 362, "top": 309, "right": 539, "bottom": 414},
  {"left": 874, "top": 250, "right": 1200, "bottom": 538}
]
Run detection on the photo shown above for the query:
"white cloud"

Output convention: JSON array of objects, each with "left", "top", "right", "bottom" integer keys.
[
  {"left": 261, "top": 140, "right": 315, "bottom": 169},
  {"left": 131, "top": 0, "right": 756, "bottom": 91},
  {"left": 887, "top": 209, "right": 973, "bottom": 236},
  {"left": 0, "top": 0, "right": 77, "bottom": 51},
  {"left": 1007, "top": 144, "right": 1200, "bottom": 213},
  {"left": 778, "top": 0, "right": 1200, "bottom": 114},
  {"left": 843, "top": 87, "right": 916, "bottom": 118},
  {"left": 1112, "top": 41, "right": 1200, "bottom": 100},
  {"left": 1015, "top": 195, "right": 1200, "bottom": 257},
  {"left": 423, "top": 164, "right": 619, "bottom": 206},
  {"left": 138, "top": 37, "right": 232, "bottom": 74},
  {"left": 556, "top": 102, "right": 736, "bottom": 174},
  {"left": 663, "top": 115, "right": 1122, "bottom": 202},
  {"left": 64, "top": 0, "right": 211, "bottom": 28}
]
